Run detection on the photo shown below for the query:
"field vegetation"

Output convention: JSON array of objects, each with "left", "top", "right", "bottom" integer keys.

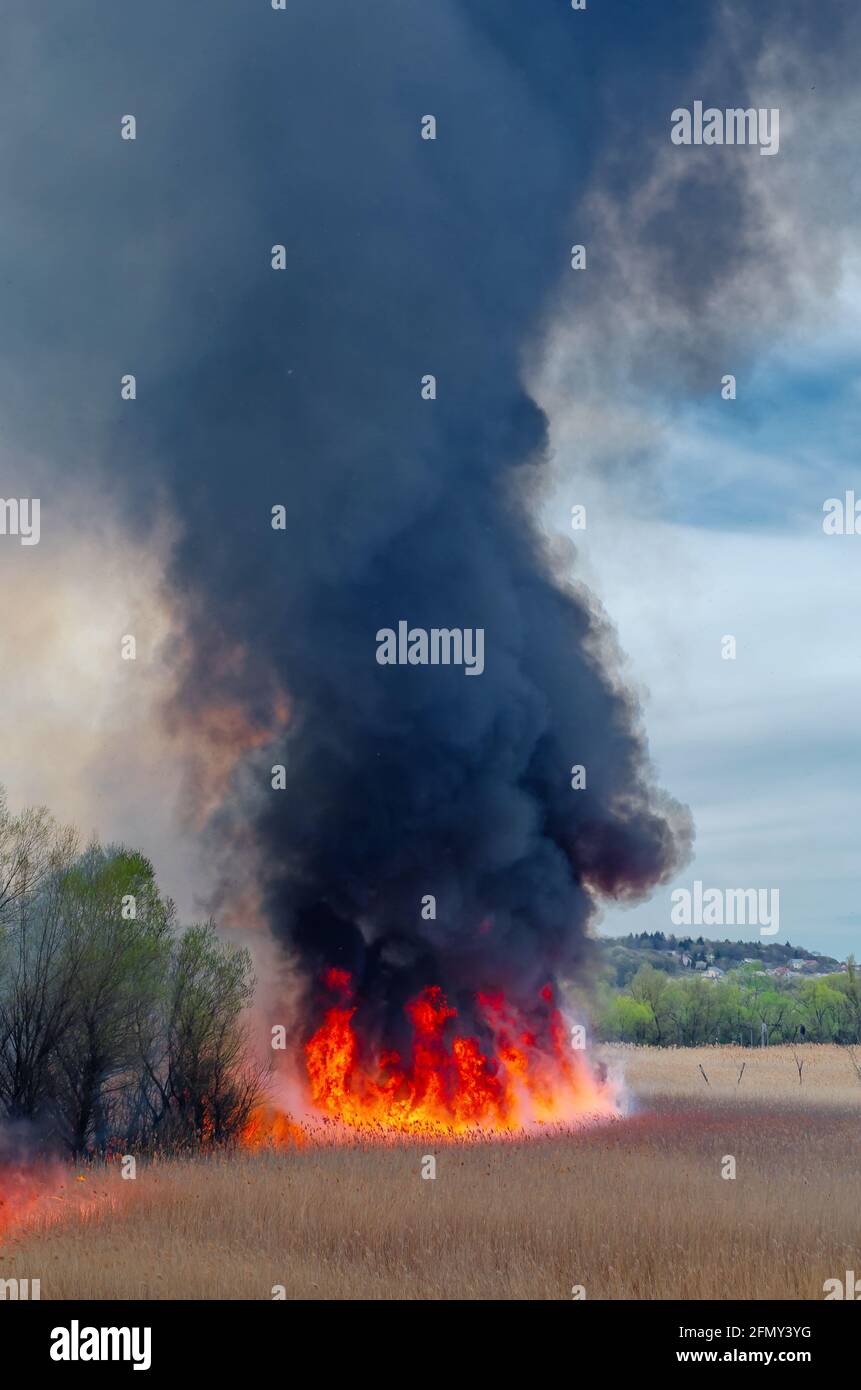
[{"left": 3, "top": 1043, "right": 859, "bottom": 1300}]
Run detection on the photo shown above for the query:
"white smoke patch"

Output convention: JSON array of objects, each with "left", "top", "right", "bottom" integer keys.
[{"left": 0, "top": 465, "right": 207, "bottom": 919}]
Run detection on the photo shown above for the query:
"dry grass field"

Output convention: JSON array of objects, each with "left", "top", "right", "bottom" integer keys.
[
  {"left": 611, "top": 1041, "right": 861, "bottom": 1108},
  {"left": 2, "top": 1044, "right": 860, "bottom": 1300}
]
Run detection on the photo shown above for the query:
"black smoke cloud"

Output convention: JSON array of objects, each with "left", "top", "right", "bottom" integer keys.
[{"left": 18, "top": 0, "right": 827, "bottom": 1036}]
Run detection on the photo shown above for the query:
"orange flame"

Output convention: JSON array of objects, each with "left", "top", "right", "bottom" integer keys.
[
  {"left": 298, "top": 971, "right": 617, "bottom": 1138},
  {"left": 240, "top": 1106, "right": 308, "bottom": 1150},
  {"left": 0, "top": 1163, "right": 118, "bottom": 1243}
]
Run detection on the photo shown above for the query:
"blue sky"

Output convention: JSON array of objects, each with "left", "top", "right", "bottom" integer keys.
[{"left": 537, "top": 53, "right": 861, "bottom": 958}]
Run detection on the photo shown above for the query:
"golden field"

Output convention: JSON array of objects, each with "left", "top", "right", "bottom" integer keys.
[
  {"left": 2, "top": 1043, "right": 860, "bottom": 1300},
  {"left": 609, "top": 1040, "right": 861, "bottom": 1108}
]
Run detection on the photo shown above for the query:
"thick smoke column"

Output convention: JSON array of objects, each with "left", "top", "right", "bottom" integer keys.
[
  {"left": 137, "top": 0, "right": 694, "bottom": 1039},
  {"left": 1, "top": 1, "right": 702, "bottom": 1045}
]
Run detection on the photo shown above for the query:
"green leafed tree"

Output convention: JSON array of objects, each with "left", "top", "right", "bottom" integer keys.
[
  {"left": 50, "top": 845, "right": 175, "bottom": 1156},
  {"left": 0, "top": 787, "right": 269, "bottom": 1155}
]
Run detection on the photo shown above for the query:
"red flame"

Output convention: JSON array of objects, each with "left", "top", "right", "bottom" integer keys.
[
  {"left": 0, "top": 1164, "right": 116, "bottom": 1242},
  {"left": 298, "top": 970, "right": 617, "bottom": 1137}
]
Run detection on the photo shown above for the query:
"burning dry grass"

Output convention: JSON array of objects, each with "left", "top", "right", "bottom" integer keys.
[
  {"left": 3, "top": 1044, "right": 860, "bottom": 1299},
  {"left": 0, "top": 1164, "right": 119, "bottom": 1244}
]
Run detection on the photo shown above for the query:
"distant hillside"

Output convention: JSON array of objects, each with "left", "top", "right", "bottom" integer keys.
[{"left": 598, "top": 932, "right": 840, "bottom": 989}]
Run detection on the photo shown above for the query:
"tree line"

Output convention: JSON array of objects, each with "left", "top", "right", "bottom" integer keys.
[
  {"left": 0, "top": 789, "right": 265, "bottom": 1157},
  {"left": 595, "top": 962, "right": 861, "bottom": 1046}
]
